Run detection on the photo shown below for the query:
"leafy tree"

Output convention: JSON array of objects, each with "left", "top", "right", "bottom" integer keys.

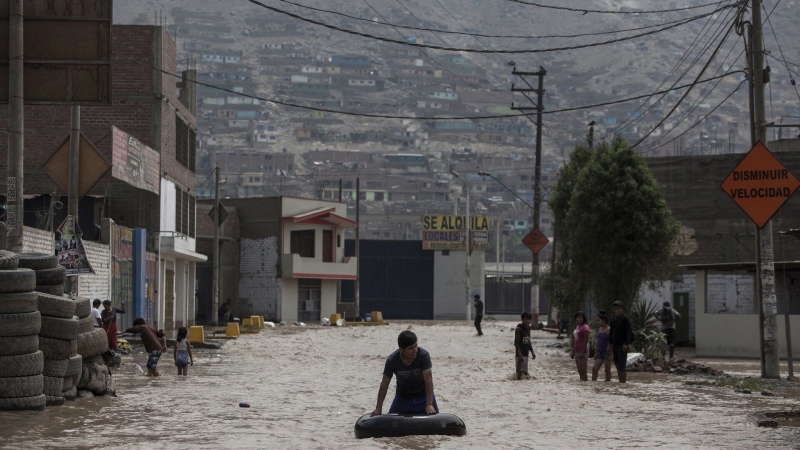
[{"left": 549, "top": 137, "right": 679, "bottom": 315}]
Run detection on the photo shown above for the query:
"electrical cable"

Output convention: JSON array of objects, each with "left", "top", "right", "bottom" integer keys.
[
  {"left": 762, "top": 4, "right": 800, "bottom": 105},
  {"left": 271, "top": 0, "right": 731, "bottom": 39},
  {"left": 504, "top": 0, "right": 729, "bottom": 14},
  {"left": 115, "top": 51, "right": 741, "bottom": 121},
  {"left": 603, "top": 0, "right": 738, "bottom": 139},
  {"left": 639, "top": 81, "right": 745, "bottom": 154},
  {"left": 245, "top": 0, "right": 730, "bottom": 54},
  {"left": 629, "top": 14, "right": 741, "bottom": 149}
]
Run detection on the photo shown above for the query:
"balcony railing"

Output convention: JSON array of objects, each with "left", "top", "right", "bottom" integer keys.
[{"left": 281, "top": 253, "right": 357, "bottom": 280}]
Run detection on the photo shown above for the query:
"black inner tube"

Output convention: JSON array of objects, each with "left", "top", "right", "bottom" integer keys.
[{"left": 354, "top": 413, "right": 467, "bottom": 439}]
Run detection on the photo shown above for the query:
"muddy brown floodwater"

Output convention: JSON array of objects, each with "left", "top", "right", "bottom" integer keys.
[{"left": 1, "top": 321, "right": 799, "bottom": 449}]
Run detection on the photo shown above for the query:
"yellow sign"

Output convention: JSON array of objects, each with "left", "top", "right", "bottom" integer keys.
[{"left": 421, "top": 215, "right": 490, "bottom": 251}]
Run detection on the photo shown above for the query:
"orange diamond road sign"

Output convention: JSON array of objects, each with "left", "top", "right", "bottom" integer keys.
[
  {"left": 720, "top": 141, "right": 800, "bottom": 228},
  {"left": 522, "top": 228, "right": 549, "bottom": 254}
]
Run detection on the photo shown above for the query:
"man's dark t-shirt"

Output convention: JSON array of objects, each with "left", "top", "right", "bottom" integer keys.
[
  {"left": 515, "top": 323, "right": 533, "bottom": 356},
  {"left": 124, "top": 325, "right": 165, "bottom": 353},
  {"left": 609, "top": 315, "right": 634, "bottom": 350},
  {"left": 475, "top": 300, "right": 484, "bottom": 316},
  {"left": 383, "top": 347, "right": 432, "bottom": 398}
]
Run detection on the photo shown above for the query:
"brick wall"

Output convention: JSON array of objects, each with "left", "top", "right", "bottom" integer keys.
[
  {"left": 22, "top": 226, "right": 54, "bottom": 254},
  {"left": 78, "top": 241, "right": 111, "bottom": 301},
  {"left": 238, "top": 237, "right": 281, "bottom": 320},
  {"left": 705, "top": 273, "right": 755, "bottom": 314}
]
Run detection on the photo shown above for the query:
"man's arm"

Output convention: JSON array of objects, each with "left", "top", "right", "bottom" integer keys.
[
  {"left": 423, "top": 370, "right": 436, "bottom": 414},
  {"left": 119, "top": 302, "right": 126, "bottom": 314},
  {"left": 370, "top": 375, "right": 391, "bottom": 417},
  {"left": 514, "top": 327, "right": 523, "bottom": 358}
]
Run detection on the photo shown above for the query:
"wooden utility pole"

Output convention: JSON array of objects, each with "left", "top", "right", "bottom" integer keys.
[
  {"left": 588, "top": 121, "right": 595, "bottom": 149},
  {"left": 751, "top": 0, "right": 780, "bottom": 379},
  {"left": 511, "top": 66, "right": 546, "bottom": 325}
]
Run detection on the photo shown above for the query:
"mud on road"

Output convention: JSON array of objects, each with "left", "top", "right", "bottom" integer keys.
[{"left": 1, "top": 321, "right": 798, "bottom": 449}]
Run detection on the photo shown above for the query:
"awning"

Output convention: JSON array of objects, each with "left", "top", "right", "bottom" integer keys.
[{"left": 282, "top": 207, "right": 358, "bottom": 228}]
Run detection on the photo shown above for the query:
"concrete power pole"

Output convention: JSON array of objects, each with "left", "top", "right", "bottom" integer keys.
[
  {"left": 751, "top": 0, "right": 780, "bottom": 379},
  {"left": 511, "top": 66, "right": 546, "bottom": 325},
  {"left": 6, "top": 0, "right": 24, "bottom": 252},
  {"left": 66, "top": 106, "right": 80, "bottom": 296},
  {"left": 355, "top": 178, "right": 360, "bottom": 319},
  {"left": 212, "top": 166, "right": 220, "bottom": 327}
]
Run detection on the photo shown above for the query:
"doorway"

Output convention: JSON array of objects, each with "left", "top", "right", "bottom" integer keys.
[
  {"left": 323, "top": 230, "right": 333, "bottom": 262},
  {"left": 673, "top": 292, "right": 690, "bottom": 343}
]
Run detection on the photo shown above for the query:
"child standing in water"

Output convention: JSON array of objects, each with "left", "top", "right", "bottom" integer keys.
[
  {"left": 174, "top": 327, "right": 194, "bottom": 376},
  {"left": 592, "top": 311, "right": 613, "bottom": 382},
  {"left": 570, "top": 311, "right": 590, "bottom": 381}
]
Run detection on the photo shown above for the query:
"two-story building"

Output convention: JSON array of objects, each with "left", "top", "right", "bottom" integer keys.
[{"left": 203, "top": 197, "right": 357, "bottom": 323}]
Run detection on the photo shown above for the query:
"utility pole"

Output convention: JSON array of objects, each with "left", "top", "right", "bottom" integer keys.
[
  {"left": 212, "top": 166, "right": 220, "bottom": 327},
  {"left": 751, "top": 0, "right": 780, "bottom": 379},
  {"left": 511, "top": 65, "right": 546, "bottom": 325},
  {"left": 588, "top": 121, "right": 595, "bottom": 149},
  {"left": 66, "top": 106, "right": 80, "bottom": 296},
  {"left": 355, "top": 178, "right": 360, "bottom": 319},
  {"left": 6, "top": 0, "right": 24, "bottom": 252}
]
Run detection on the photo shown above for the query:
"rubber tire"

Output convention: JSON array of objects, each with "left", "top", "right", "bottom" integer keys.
[
  {"left": 65, "top": 355, "right": 82, "bottom": 377},
  {"left": 36, "top": 293, "right": 75, "bottom": 319},
  {"left": 42, "top": 376, "right": 63, "bottom": 396},
  {"left": 73, "top": 297, "right": 91, "bottom": 319},
  {"left": 77, "top": 315, "right": 94, "bottom": 334},
  {"left": 16, "top": 253, "right": 58, "bottom": 271},
  {"left": 0, "top": 250, "right": 18, "bottom": 271},
  {"left": 0, "top": 351, "right": 44, "bottom": 377},
  {"left": 39, "top": 315, "right": 80, "bottom": 340},
  {"left": 62, "top": 373, "right": 76, "bottom": 391},
  {"left": 35, "top": 285, "right": 64, "bottom": 296},
  {"left": 39, "top": 336, "right": 78, "bottom": 360},
  {"left": 0, "top": 311, "right": 41, "bottom": 337},
  {"left": 62, "top": 385, "right": 77, "bottom": 400},
  {"left": 0, "top": 269, "right": 36, "bottom": 294},
  {"left": 35, "top": 266, "right": 67, "bottom": 287},
  {"left": 46, "top": 396, "right": 65, "bottom": 406},
  {"left": 42, "top": 358, "right": 69, "bottom": 377},
  {"left": 0, "top": 292, "right": 38, "bottom": 314},
  {"left": 0, "top": 374, "right": 43, "bottom": 398},
  {"left": 0, "top": 394, "right": 46, "bottom": 411},
  {"left": 0, "top": 335, "right": 39, "bottom": 357},
  {"left": 77, "top": 329, "right": 108, "bottom": 359}
]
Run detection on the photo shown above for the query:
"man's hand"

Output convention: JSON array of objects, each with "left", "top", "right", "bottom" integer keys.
[
  {"left": 370, "top": 408, "right": 382, "bottom": 417},
  {"left": 622, "top": 345, "right": 628, "bottom": 352},
  {"left": 531, "top": 352, "right": 536, "bottom": 360},
  {"left": 425, "top": 404, "right": 437, "bottom": 415}
]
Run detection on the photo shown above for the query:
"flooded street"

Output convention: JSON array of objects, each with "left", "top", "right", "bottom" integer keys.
[{"left": 1, "top": 321, "right": 798, "bottom": 449}]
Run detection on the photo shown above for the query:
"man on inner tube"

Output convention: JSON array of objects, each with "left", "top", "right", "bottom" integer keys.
[{"left": 371, "top": 330, "right": 438, "bottom": 416}]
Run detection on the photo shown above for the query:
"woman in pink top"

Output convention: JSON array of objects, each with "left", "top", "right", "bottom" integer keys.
[{"left": 570, "top": 311, "right": 590, "bottom": 381}]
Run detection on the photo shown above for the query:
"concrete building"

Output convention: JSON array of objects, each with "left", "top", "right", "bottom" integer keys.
[{"left": 199, "top": 197, "right": 357, "bottom": 323}]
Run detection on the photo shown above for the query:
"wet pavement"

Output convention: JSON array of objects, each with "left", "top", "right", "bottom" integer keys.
[{"left": 1, "top": 321, "right": 798, "bottom": 449}]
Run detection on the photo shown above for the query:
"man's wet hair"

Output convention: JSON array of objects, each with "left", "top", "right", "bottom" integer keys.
[
  {"left": 613, "top": 301, "right": 624, "bottom": 308},
  {"left": 398, "top": 330, "right": 418, "bottom": 349},
  {"left": 103, "top": 300, "right": 112, "bottom": 307},
  {"left": 521, "top": 312, "right": 532, "bottom": 320},
  {"left": 92, "top": 299, "right": 102, "bottom": 307},
  {"left": 132, "top": 317, "right": 146, "bottom": 326}
]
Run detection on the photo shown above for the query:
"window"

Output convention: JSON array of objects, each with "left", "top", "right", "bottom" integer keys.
[
  {"left": 442, "top": 250, "right": 450, "bottom": 256},
  {"left": 298, "top": 279, "right": 322, "bottom": 322},
  {"left": 174, "top": 185, "right": 196, "bottom": 238},
  {"left": 290, "top": 230, "right": 315, "bottom": 257},
  {"left": 175, "top": 116, "right": 197, "bottom": 173}
]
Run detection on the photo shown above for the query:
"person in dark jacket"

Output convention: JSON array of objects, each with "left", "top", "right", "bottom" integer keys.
[
  {"left": 473, "top": 294, "right": 484, "bottom": 336},
  {"left": 655, "top": 301, "right": 682, "bottom": 359},
  {"left": 609, "top": 301, "right": 634, "bottom": 383},
  {"left": 514, "top": 312, "right": 536, "bottom": 380}
]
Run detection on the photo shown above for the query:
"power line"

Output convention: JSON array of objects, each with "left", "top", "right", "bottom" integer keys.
[
  {"left": 603, "top": 1, "right": 738, "bottom": 139},
  {"left": 639, "top": 81, "right": 745, "bottom": 154},
  {"left": 269, "top": 0, "right": 727, "bottom": 39},
  {"left": 504, "top": 0, "right": 731, "bottom": 14},
  {"left": 630, "top": 14, "right": 741, "bottom": 149},
  {"left": 761, "top": 4, "right": 800, "bottom": 105},
  {"left": 245, "top": 0, "right": 729, "bottom": 54}
]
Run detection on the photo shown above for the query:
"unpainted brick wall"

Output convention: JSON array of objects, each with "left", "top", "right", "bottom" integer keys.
[
  {"left": 22, "top": 227, "right": 54, "bottom": 254},
  {"left": 78, "top": 241, "right": 111, "bottom": 301},
  {"left": 238, "top": 237, "right": 281, "bottom": 320}
]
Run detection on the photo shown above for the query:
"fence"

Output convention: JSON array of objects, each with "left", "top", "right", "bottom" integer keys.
[{"left": 484, "top": 270, "right": 549, "bottom": 315}]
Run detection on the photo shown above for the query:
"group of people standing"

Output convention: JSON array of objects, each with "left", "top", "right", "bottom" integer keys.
[{"left": 89, "top": 299, "right": 194, "bottom": 377}]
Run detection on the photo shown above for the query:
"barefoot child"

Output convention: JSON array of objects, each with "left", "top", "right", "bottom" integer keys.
[
  {"left": 592, "top": 311, "right": 612, "bottom": 382},
  {"left": 570, "top": 311, "right": 590, "bottom": 381},
  {"left": 514, "top": 312, "right": 536, "bottom": 380},
  {"left": 174, "top": 327, "right": 194, "bottom": 376}
]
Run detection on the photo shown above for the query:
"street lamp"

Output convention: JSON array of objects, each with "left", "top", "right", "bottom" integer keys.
[{"left": 452, "top": 171, "right": 471, "bottom": 322}]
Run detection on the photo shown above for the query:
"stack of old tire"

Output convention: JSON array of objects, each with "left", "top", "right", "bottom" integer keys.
[
  {"left": 75, "top": 297, "right": 109, "bottom": 397},
  {"left": 18, "top": 253, "right": 78, "bottom": 406},
  {"left": 0, "top": 250, "right": 45, "bottom": 411}
]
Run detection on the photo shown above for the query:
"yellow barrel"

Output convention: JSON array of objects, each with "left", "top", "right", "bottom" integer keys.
[{"left": 225, "top": 323, "right": 240, "bottom": 337}]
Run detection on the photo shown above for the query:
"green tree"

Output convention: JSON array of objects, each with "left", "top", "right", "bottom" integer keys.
[{"left": 550, "top": 137, "right": 679, "bottom": 315}]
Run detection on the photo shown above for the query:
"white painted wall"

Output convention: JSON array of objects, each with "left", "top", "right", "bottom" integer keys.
[
  {"left": 433, "top": 250, "right": 484, "bottom": 320},
  {"left": 160, "top": 178, "right": 176, "bottom": 233}
]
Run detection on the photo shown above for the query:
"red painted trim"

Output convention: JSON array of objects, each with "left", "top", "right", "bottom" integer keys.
[
  {"left": 292, "top": 273, "right": 357, "bottom": 280},
  {"left": 282, "top": 208, "right": 336, "bottom": 223}
]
